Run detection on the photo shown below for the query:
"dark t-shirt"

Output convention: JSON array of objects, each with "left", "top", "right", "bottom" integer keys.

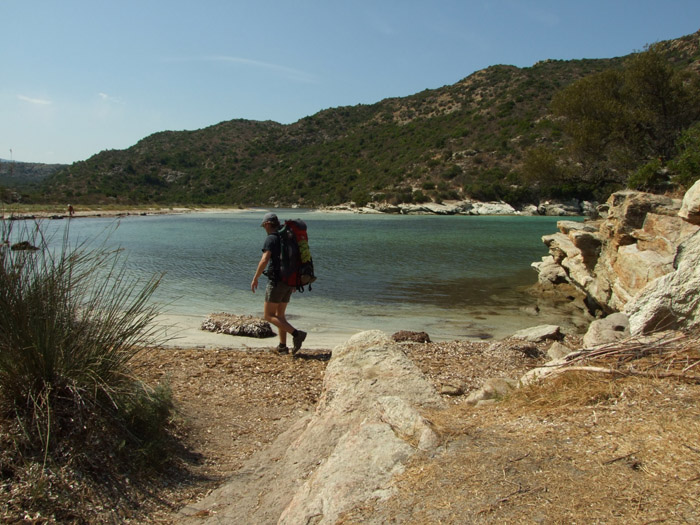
[{"left": 262, "top": 233, "right": 281, "bottom": 281}]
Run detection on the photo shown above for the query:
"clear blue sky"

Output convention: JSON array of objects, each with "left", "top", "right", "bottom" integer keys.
[{"left": 2, "top": 1, "right": 699, "bottom": 164}]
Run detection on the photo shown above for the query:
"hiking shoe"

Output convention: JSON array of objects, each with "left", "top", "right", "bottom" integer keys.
[
  {"left": 292, "top": 330, "right": 307, "bottom": 354},
  {"left": 276, "top": 344, "right": 289, "bottom": 354}
]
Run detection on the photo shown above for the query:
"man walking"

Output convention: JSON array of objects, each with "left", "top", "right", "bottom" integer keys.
[{"left": 251, "top": 213, "right": 307, "bottom": 354}]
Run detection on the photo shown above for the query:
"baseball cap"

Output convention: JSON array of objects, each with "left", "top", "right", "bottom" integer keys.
[{"left": 261, "top": 212, "right": 279, "bottom": 226}]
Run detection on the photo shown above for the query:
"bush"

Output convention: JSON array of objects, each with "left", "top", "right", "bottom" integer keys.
[
  {"left": 669, "top": 122, "right": 700, "bottom": 189},
  {"left": 412, "top": 190, "right": 430, "bottom": 203},
  {"left": 627, "top": 158, "right": 670, "bottom": 192},
  {"left": 350, "top": 189, "right": 370, "bottom": 207},
  {"left": 0, "top": 219, "right": 171, "bottom": 471}
]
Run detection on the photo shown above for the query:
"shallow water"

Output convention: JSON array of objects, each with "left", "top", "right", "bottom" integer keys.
[{"left": 37, "top": 210, "right": 579, "bottom": 343}]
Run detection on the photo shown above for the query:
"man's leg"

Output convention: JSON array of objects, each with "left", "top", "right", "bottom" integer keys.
[
  {"left": 275, "top": 302, "right": 291, "bottom": 346},
  {"left": 264, "top": 300, "right": 295, "bottom": 345}
]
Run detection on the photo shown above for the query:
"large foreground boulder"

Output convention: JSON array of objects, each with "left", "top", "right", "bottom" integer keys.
[{"left": 179, "top": 331, "right": 444, "bottom": 525}]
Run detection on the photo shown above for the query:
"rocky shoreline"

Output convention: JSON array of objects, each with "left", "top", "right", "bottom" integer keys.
[
  {"left": 4, "top": 197, "right": 596, "bottom": 221},
  {"left": 322, "top": 197, "right": 597, "bottom": 216},
  {"left": 532, "top": 180, "right": 700, "bottom": 335}
]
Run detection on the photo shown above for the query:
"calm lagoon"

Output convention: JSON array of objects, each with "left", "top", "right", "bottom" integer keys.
[{"left": 43, "top": 210, "right": 578, "bottom": 347}]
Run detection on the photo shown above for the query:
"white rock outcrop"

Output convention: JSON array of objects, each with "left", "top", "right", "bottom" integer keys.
[
  {"left": 582, "top": 312, "right": 630, "bottom": 347},
  {"left": 533, "top": 185, "right": 700, "bottom": 335},
  {"left": 679, "top": 179, "right": 700, "bottom": 225},
  {"left": 625, "top": 230, "right": 700, "bottom": 334},
  {"left": 179, "top": 331, "right": 444, "bottom": 525},
  {"left": 533, "top": 190, "right": 700, "bottom": 315}
]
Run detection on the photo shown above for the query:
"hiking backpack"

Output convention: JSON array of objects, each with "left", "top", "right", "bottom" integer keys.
[{"left": 278, "top": 219, "right": 316, "bottom": 292}]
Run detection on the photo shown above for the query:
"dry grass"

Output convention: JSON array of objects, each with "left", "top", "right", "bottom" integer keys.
[
  {"left": 340, "top": 332, "right": 700, "bottom": 524},
  {"left": 556, "top": 329, "right": 700, "bottom": 382}
]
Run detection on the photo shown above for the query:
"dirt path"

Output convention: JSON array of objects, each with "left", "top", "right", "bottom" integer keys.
[
  {"left": 130, "top": 345, "right": 331, "bottom": 522},
  {"left": 130, "top": 338, "right": 550, "bottom": 522}
]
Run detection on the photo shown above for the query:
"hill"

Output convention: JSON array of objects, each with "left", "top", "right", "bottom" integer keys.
[
  {"left": 23, "top": 30, "right": 700, "bottom": 208},
  {"left": 0, "top": 160, "right": 65, "bottom": 203}
]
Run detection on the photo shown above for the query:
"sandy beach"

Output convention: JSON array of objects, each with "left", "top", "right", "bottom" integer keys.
[
  {"left": 2, "top": 206, "right": 251, "bottom": 220},
  {"left": 155, "top": 312, "right": 353, "bottom": 350}
]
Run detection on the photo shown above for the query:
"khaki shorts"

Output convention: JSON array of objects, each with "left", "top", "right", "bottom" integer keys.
[{"left": 265, "top": 280, "right": 294, "bottom": 303}]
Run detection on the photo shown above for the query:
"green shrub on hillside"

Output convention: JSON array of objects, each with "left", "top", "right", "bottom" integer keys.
[
  {"left": 551, "top": 46, "right": 700, "bottom": 191},
  {"left": 628, "top": 158, "right": 670, "bottom": 192},
  {"left": 669, "top": 122, "right": 700, "bottom": 189}
]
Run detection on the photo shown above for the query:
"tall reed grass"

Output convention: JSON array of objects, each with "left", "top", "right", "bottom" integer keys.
[{"left": 0, "top": 218, "right": 172, "bottom": 463}]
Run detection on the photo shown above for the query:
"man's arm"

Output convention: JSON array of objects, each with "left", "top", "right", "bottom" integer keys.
[{"left": 251, "top": 250, "right": 271, "bottom": 293}]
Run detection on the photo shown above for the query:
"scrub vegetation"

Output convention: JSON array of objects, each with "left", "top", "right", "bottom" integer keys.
[{"left": 0, "top": 220, "right": 175, "bottom": 522}]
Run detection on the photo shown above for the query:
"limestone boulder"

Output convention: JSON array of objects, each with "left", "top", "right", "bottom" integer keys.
[
  {"left": 532, "top": 190, "right": 698, "bottom": 315},
  {"left": 179, "top": 331, "right": 444, "bottom": 525},
  {"left": 201, "top": 313, "right": 275, "bottom": 338},
  {"left": 519, "top": 204, "right": 539, "bottom": 215},
  {"left": 610, "top": 244, "right": 675, "bottom": 305},
  {"left": 373, "top": 203, "right": 402, "bottom": 214},
  {"left": 468, "top": 201, "right": 516, "bottom": 215},
  {"left": 399, "top": 202, "right": 459, "bottom": 215},
  {"left": 537, "top": 199, "right": 583, "bottom": 216},
  {"left": 511, "top": 324, "right": 563, "bottom": 343},
  {"left": 547, "top": 341, "right": 574, "bottom": 360},
  {"left": 531, "top": 255, "right": 568, "bottom": 285},
  {"left": 634, "top": 213, "right": 699, "bottom": 256},
  {"left": 600, "top": 191, "right": 679, "bottom": 247},
  {"left": 581, "top": 200, "right": 600, "bottom": 217},
  {"left": 582, "top": 313, "right": 630, "bottom": 348},
  {"left": 570, "top": 230, "right": 603, "bottom": 267},
  {"left": 557, "top": 220, "right": 599, "bottom": 235},
  {"left": 625, "top": 231, "right": 700, "bottom": 334},
  {"left": 542, "top": 232, "right": 578, "bottom": 264},
  {"left": 679, "top": 179, "right": 700, "bottom": 225}
]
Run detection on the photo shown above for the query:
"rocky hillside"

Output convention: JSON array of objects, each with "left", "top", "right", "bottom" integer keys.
[
  {"left": 30, "top": 30, "right": 699, "bottom": 208},
  {"left": 39, "top": 59, "right": 615, "bottom": 207},
  {"left": 0, "top": 160, "right": 65, "bottom": 203}
]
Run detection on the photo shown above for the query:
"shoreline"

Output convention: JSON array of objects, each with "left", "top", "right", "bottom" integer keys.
[
  {"left": 155, "top": 313, "right": 353, "bottom": 351},
  {"left": 153, "top": 289, "right": 591, "bottom": 351},
  {"left": 1, "top": 206, "right": 251, "bottom": 221},
  {"left": 2, "top": 196, "right": 594, "bottom": 221}
]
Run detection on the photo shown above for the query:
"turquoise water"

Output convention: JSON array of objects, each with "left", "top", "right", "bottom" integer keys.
[{"left": 39, "top": 210, "right": 575, "bottom": 342}]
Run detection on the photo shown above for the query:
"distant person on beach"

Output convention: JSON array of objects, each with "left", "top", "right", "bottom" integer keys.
[
  {"left": 251, "top": 212, "right": 307, "bottom": 355},
  {"left": 67, "top": 204, "right": 75, "bottom": 217}
]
